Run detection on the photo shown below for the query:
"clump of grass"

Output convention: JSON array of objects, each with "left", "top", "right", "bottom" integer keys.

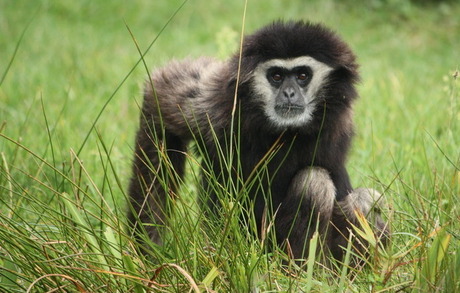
[{"left": 1, "top": 69, "right": 458, "bottom": 292}]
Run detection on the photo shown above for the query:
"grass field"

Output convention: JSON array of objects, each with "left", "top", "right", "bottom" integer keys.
[{"left": 1, "top": 0, "right": 459, "bottom": 292}]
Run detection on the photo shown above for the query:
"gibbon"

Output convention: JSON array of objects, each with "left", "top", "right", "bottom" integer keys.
[{"left": 128, "top": 20, "right": 388, "bottom": 260}]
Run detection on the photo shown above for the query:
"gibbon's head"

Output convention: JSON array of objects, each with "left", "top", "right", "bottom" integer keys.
[{"left": 234, "top": 21, "right": 359, "bottom": 129}]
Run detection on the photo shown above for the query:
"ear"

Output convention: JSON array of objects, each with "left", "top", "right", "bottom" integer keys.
[{"left": 331, "top": 64, "right": 360, "bottom": 85}]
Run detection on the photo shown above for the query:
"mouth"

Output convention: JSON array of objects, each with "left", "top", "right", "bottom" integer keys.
[{"left": 274, "top": 104, "right": 305, "bottom": 118}]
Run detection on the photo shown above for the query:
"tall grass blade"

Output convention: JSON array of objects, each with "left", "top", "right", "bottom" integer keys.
[{"left": 419, "top": 228, "right": 451, "bottom": 291}]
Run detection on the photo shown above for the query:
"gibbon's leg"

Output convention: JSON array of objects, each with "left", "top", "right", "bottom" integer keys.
[
  {"left": 128, "top": 124, "right": 187, "bottom": 247},
  {"left": 330, "top": 188, "right": 389, "bottom": 261},
  {"left": 275, "top": 167, "right": 336, "bottom": 260}
]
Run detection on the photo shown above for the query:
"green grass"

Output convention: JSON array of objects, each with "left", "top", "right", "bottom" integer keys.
[{"left": 1, "top": 0, "right": 459, "bottom": 292}]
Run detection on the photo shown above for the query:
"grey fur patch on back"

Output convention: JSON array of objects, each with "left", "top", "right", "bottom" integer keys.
[
  {"left": 143, "top": 57, "right": 226, "bottom": 138},
  {"left": 148, "top": 57, "right": 221, "bottom": 103}
]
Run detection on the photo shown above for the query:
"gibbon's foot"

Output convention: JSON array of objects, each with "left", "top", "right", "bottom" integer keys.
[{"left": 330, "top": 188, "right": 389, "bottom": 261}]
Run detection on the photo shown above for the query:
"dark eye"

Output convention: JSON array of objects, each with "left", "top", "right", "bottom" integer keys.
[
  {"left": 272, "top": 73, "right": 283, "bottom": 82},
  {"left": 297, "top": 73, "right": 308, "bottom": 80}
]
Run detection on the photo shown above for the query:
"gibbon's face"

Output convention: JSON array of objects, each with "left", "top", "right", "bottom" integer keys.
[{"left": 252, "top": 56, "right": 332, "bottom": 128}]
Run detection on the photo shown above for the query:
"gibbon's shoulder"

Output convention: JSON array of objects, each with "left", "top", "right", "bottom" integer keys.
[{"left": 144, "top": 57, "right": 228, "bottom": 102}]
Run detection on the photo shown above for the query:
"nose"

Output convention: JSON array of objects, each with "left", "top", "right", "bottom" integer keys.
[
  {"left": 283, "top": 87, "right": 295, "bottom": 98},
  {"left": 283, "top": 87, "right": 297, "bottom": 102}
]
